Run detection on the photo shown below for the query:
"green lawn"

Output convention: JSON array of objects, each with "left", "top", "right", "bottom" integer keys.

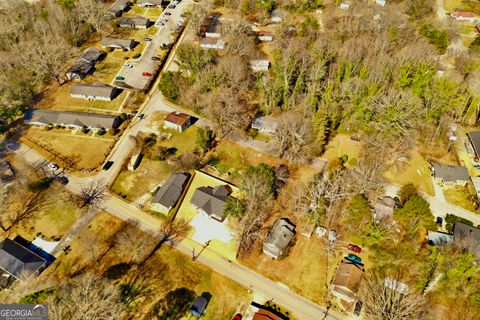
[
  {"left": 322, "top": 133, "right": 362, "bottom": 166},
  {"left": 443, "top": 184, "right": 479, "bottom": 213}
]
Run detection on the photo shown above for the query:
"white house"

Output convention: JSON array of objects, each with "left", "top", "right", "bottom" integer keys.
[
  {"left": 257, "top": 31, "right": 273, "bottom": 42},
  {"left": 128, "top": 151, "right": 142, "bottom": 171},
  {"left": 164, "top": 111, "right": 192, "bottom": 132},
  {"left": 70, "top": 83, "right": 119, "bottom": 101},
  {"left": 200, "top": 38, "right": 225, "bottom": 50},
  {"left": 251, "top": 116, "right": 279, "bottom": 133},
  {"left": 250, "top": 60, "right": 270, "bottom": 72}
]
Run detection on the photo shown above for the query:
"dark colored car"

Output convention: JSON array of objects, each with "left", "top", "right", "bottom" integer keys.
[
  {"left": 103, "top": 161, "right": 114, "bottom": 171},
  {"left": 346, "top": 254, "right": 362, "bottom": 265},
  {"left": 350, "top": 135, "right": 361, "bottom": 141},
  {"left": 347, "top": 244, "right": 361, "bottom": 253},
  {"left": 151, "top": 56, "right": 161, "bottom": 61},
  {"left": 142, "top": 72, "right": 152, "bottom": 77},
  {"left": 436, "top": 216, "right": 443, "bottom": 226},
  {"left": 354, "top": 301, "right": 363, "bottom": 316},
  {"left": 55, "top": 176, "right": 69, "bottom": 186},
  {"left": 115, "top": 76, "right": 125, "bottom": 81},
  {"left": 232, "top": 314, "right": 242, "bottom": 320},
  {"left": 165, "top": 11, "right": 172, "bottom": 15}
]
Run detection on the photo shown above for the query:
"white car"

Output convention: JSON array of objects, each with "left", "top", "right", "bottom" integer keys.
[
  {"left": 125, "top": 63, "right": 133, "bottom": 68},
  {"left": 48, "top": 163, "right": 59, "bottom": 171}
]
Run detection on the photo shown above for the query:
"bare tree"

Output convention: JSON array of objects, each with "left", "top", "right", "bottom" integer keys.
[
  {"left": 76, "top": 0, "right": 110, "bottom": 37},
  {"left": 361, "top": 271, "right": 429, "bottom": 320},
  {"left": 115, "top": 220, "right": 155, "bottom": 263},
  {"left": 272, "top": 112, "right": 312, "bottom": 162},
  {"left": 48, "top": 274, "right": 125, "bottom": 320},
  {"left": 78, "top": 181, "right": 108, "bottom": 208}
]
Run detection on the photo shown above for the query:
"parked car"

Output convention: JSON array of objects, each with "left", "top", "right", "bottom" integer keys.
[
  {"left": 436, "top": 216, "right": 443, "bottom": 226},
  {"left": 115, "top": 76, "right": 125, "bottom": 81},
  {"left": 138, "top": 113, "right": 145, "bottom": 119},
  {"left": 232, "top": 314, "right": 242, "bottom": 320},
  {"left": 142, "top": 72, "right": 152, "bottom": 77},
  {"left": 125, "top": 63, "right": 133, "bottom": 68},
  {"left": 347, "top": 244, "right": 361, "bottom": 253},
  {"left": 350, "top": 135, "right": 361, "bottom": 141},
  {"left": 143, "top": 37, "right": 152, "bottom": 42},
  {"left": 103, "top": 161, "right": 114, "bottom": 171},
  {"left": 354, "top": 301, "right": 363, "bottom": 316},
  {"left": 55, "top": 176, "right": 69, "bottom": 186},
  {"left": 165, "top": 11, "right": 172, "bottom": 15},
  {"left": 48, "top": 163, "right": 59, "bottom": 171},
  {"left": 156, "top": 21, "right": 165, "bottom": 26},
  {"left": 168, "top": 4, "right": 176, "bottom": 8},
  {"left": 346, "top": 254, "right": 362, "bottom": 265},
  {"left": 151, "top": 56, "right": 161, "bottom": 61}
]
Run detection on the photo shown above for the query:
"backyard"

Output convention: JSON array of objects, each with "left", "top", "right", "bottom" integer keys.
[{"left": 322, "top": 134, "right": 363, "bottom": 167}]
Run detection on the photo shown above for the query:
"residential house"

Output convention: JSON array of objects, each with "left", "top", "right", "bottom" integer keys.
[
  {"left": 164, "top": 111, "right": 193, "bottom": 132},
  {"left": 120, "top": 16, "right": 150, "bottom": 29},
  {"left": 427, "top": 230, "right": 453, "bottom": 246},
  {"left": 453, "top": 222, "right": 480, "bottom": 260},
  {"left": 200, "top": 37, "right": 225, "bottom": 50},
  {"left": 0, "top": 238, "right": 47, "bottom": 287},
  {"left": 262, "top": 218, "right": 296, "bottom": 259},
  {"left": 250, "top": 60, "right": 270, "bottom": 72},
  {"left": 151, "top": 173, "right": 190, "bottom": 213},
  {"left": 432, "top": 163, "right": 470, "bottom": 186},
  {"left": 137, "top": 0, "right": 163, "bottom": 7},
  {"left": 0, "top": 160, "right": 15, "bottom": 187},
  {"left": 26, "top": 109, "right": 121, "bottom": 132},
  {"left": 250, "top": 301, "right": 289, "bottom": 320},
  {"left": 101, "top": 37, "right": 136, "bottom": 50},
  {"left": 384, "top": 278, "right": 409, "bottom": 294},
  {"left": 70, "top": 83, "right": 120, "bottom": 101},
  {"left": 190, "top": 185, "right": 232, "bottom": 222},
  {"left": 472, "top": 176, "right": 480, "bottom": 200},
  {"left": 190, "top": 296, "right": 208, "bottom": 317},
  {"left": 251, "top": 116, "right": 279, "bottom": 133},
  {"left": 331, "top": 260, "right": 364, "bottom": 303},
  {"left": 373, "top": 196, "right": 395, "bottom": 223},
  {"left": 451, "top": 11, "right": 477, "bottom": 22},
  {"left": 467, "top": 131, "right": 480, "bottom": 161},
  {"left": 65, "top": 47, "right": 104, "bottom": 80},
  {"left": 205, "top": 16, "right": 223, "bottom": 38},
  {"left": 107, "top": 0, "right": 130, "bottom": 17},
  {"left": 256, "top": 31, "right": 273, "bottom": 42}
]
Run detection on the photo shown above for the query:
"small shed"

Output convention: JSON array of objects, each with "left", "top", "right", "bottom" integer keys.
[{"left": 190, "top": 296, "right": 208, "bottom": 317}]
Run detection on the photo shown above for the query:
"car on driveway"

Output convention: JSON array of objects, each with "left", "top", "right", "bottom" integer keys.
[
  {"left": 55, "top": 176, "right": 69, "bottom": 186},
  {"left": 165, "top": 11, "right": 171, "bottom": 15},
  {"left": 354, "top": 301, "right": 363, "bottom": 316},
  {"left": 156, "top": 21, "right": 165, "bottom": 26},
  {"left": 103, "top": 161, "right": 114, "bottom": 171},
  {"left": 232, "top": 314, "right": 242, "bottom": 320},
  {"left": 144, "top": 37, "right": 152, "bottom": 42},
  {"left": 48, "top": 163, "right": 59, "bottom": 171},
  {"left": 347, "top": 244, "right": 361, "bottom": 253},
  {"left": 346, "top": 254, "right": 362, "bottom": 265},
  {"left": 436, "top": 216, "right": 443, "bottom": 226},
  {"left": 115, "top": 76, "right": 125, "bottom": 81},
  {"left": 142, "top": 72, "right": 152, "bottom": 77},
  {"left": 168, "top": 4, "right": 176, "bottom": 8},
  {"left": 151, "top": 56, "right": 161, "bottom": 61}
]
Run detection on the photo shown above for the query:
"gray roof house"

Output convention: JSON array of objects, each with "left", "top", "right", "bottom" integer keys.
[
  {"left": 152, "top": 173, "right": 190, "bottom": 213},
  {"left": 107, "top": 0, "right": 130, "bottom": 17},
  {"left": 190, "top": 296, "right": 208, "bottom": 317},
  {"left": 101, "top": 37, "right": 136, "bottom": 50},
  {"left": 467, "top": 131, "right": 480, "bottom": 161},
  {"left": 262, "top": 218, "right": 296, "bottom": 259},
  {"left": 453, "top": 222, "right": 480, "bottom": 260},
  {"left": 0, "top": 238, "right": 47, "bottom": 282},
  {"left": 190, "top": 185, "right": 232, "bottom": 222},
  {"left": 137, "top": 0, "right": 163, "bottom": 7},
  {"left": 65, "top": 47, "right": 104, "bottom": 80},
  {"left": 70, "top": 83, "right": 120, "bottom": 101},
  {"left": 331, "top": 260, "right": 364, "bottom": 303},
  {"left": 26, "top": 109, "right": 121, "bottom": 131},
  {"left": 119, "top": 16, "right": 150, "bottom": 29},
  {"left": 432, "top": 163, "right": 470, "bottom": 185}
]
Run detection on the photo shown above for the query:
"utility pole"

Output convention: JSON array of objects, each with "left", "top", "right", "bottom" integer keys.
[{"left": 192, "top": 240, "right": 211, "bottom": 261}]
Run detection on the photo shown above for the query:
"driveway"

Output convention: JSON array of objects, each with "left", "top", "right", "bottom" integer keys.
[{"left": 190, "top": 213, "right": 233, "bottom": 244}]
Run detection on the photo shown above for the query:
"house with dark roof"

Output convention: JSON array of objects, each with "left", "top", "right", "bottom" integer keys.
[
  {"left": 453, "top": 222, "right": 480, "bottom": 260},
  {"left": 331, "top": 260, "right": 364, "bottom": 303},
  {"left": 26, "top": 109, "right": 121, "bottom": 132},
  {"left": 137, "top": 0, "right": 163, "bottom": 7},
  {"left": 467, "top": 131, "right": 480, "bottom": 161},
  {"left": 107, "top": 0, "right": 130, "bottom": 17},
  {"left": 190, "top": 185, "right": 232, "bottom": 222},
  {"left": 65, "top": 47, "right": 104, "bottom": 80},
  {"left": 119, "top": 16, "right": 150, "bottom": 29},
  {"left": 432, "top": 163, "right": 470, "bottom": 186},
  {"left": 164, "top": 111, "right": 192, "bottom": 132},
  {"left": 101, "top": 37, "right": 136, "bottom": 50},
  {"left": 205, "top": 16, "right": 223, "bottom": 38},
  {"left": 152, "top": 173, "right": 190, "bottom": 213},
  {"left": 262, "top": 218, "right": 295, "bottom": 259},
  {"left": 0, "top": 238, "right": 47, "bottom": 287},
  {"left": 70, "top": 83, "right": 120, "bottom": 101}
]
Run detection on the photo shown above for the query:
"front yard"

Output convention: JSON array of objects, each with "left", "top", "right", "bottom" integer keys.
[{"left": 443, "top": 184, "right": 480, "bottom": 213}]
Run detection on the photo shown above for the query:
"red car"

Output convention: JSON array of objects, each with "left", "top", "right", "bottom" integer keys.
[
  {"left": 233, "top": 314, "right": 242, "bottom": 320},
  {"left": 348, "top": 244, "right": 361, "bottom": 253},
  {"left": 142, "top": 72, "right": 152, "bottom": 77}
]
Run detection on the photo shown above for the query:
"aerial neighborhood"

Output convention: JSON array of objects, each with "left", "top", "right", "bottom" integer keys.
[{"left": 2, "top": 0, "right": 480, "bottom": 319}]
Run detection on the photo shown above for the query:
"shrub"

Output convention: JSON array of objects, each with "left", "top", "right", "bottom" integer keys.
[
  {"left": 420, "top": 24, "right": 448, "bottom": 53},
  {"left": 81, "top": 126, "right": 89, "bottom": 134},
  {"left": 107, "top": 128, "right": 117, "bottom": 135},
  {"left": 97, "top": 128, "right": 106, "bottom": 135},
  {"left": 133, "top": 53, "right": 141, "bottom": 59},
  {"left": 27, "top": 178, "right": 53, "bottom": 192},
  {"left": 159, "top": 71, "right": 180, "bottom": 102},
  {"left": 445, "top": 214, "right": 474, "bottom": 232}
]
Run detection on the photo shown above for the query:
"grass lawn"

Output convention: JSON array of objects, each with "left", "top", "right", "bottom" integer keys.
[
  {"left": 443, "top": 184, "right": 480, "bottom": 213},
  {"left": 322, "top": 134, "right": 362, "bottom": 166},
  {"left": 21, "top": 128, "right": 114, "bottom": 172},
  {"left": 444, "top": 0, "right": 473, "bottom": 12},
  {"left": 176, "top": 170, "right": 240, "bottom": 260},
  {"left": 240, "top": 235, "right": 342, "bottom": 306},
  {"left": 111, "top": 158, "right": 174, "bottom": 202},
  {"left": 384, "top": 149, "right": 435, "bottom": 196},
  {"left": 47, "top": 211, "right": 251, "bottom": 319},
  {"left": 38, "top": 82, "right": 127, "bottom": 113}
]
